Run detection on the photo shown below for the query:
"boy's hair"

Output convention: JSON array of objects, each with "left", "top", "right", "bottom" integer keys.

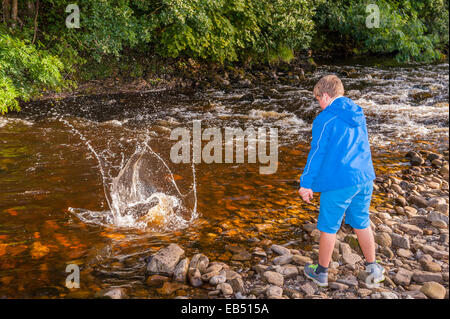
[{"left": 313, "top": 75, "right": 345, "bottom": 98}]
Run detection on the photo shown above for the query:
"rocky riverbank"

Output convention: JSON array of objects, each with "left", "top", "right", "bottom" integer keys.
[{"left": 97, "top": 149, "right": 448, "bottom": 300}]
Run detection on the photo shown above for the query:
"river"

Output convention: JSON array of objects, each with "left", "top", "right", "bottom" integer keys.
[{"left": 0, "top": 58, "right": 448, "bottom": 298}]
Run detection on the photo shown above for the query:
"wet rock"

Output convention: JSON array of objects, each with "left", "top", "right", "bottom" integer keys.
[
  {"left": 173, "top": 258, "right": 189, "bottom": 282},
  {"left": 420, "top": 282, "right": 446, "bottom": 299},
  {"left": 270, "top": 244, "right": 291, "bottom": 255},
  {"left": 224, "top": 269, "right": 241, "bottom": 281},
  {"left": 231, "top": 250, "right": 251, "bottom": 261},
  {"left": 145, "top": 274, "right": 170, "bottom": 288},
  {"left": 394, "top": 268, "right": 413, "bottom": 286},
  {"left": 189, "top": 253, "right": 209, "bottom": 273},
  {"left": 262, "top": 271, "right": 284, "bottom": 286},
  {"left": 188, "top": 268, "right": 203, "bottom": 287},
  {"left": 146, "top": 244, "right": 185, "bottom": 276},
  {"left": 217, "top": 282, "right": 233, "bottom": 296},
  {"left": 390, "top": 233, "right": 410, "bottom": 249},
  {"left": 156, "top": 282, "right": 189, "bottom": 296}
]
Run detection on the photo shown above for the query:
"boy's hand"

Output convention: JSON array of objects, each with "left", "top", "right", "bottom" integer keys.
[{"left": 298, "top": 187, "right": 313, "bottom": 203}]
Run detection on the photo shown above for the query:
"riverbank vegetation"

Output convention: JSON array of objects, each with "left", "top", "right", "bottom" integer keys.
[{"left": 1, "top": 0, "right": 448, "bottom": 114}]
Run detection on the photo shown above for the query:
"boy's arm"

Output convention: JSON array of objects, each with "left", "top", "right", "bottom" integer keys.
[{"left": 299, "top": 116, "right": 336, "bottom": 189}]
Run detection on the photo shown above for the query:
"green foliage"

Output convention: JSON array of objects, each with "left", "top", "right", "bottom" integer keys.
[
  {"left": 0, "top": 0, "right": 448, "bottom": 114},
  {"left": 315, "top": 0, "right": 448, "bottom": 62},
  {"left": 0, "top": 28, "right": 66, "bottom": 114}
]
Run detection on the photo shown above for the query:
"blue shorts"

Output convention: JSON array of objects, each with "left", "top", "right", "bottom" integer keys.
[{"left": 317, "top": 180, "right": 373, "bottom": 234}]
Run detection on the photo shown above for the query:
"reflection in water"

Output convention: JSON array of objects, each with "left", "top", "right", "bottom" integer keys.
[{"left": 0, "top": 59, "right": 448, "bottom": 298}]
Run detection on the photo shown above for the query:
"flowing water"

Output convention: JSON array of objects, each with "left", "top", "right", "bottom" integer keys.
[{"left": 0, "top": 58, "right": 448, "bottom": 298}]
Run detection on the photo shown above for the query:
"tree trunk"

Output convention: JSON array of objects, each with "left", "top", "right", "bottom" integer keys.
[
  {"left": 10, "top": 0, "right": 17, "bottom": 27},
  {"left": 2, "top": 0, "right": 10, "bottom": 24}
]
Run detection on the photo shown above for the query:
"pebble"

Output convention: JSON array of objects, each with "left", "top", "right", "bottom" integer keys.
[{"left": 262, "top": 271, "right": 284, "bottom": 286}]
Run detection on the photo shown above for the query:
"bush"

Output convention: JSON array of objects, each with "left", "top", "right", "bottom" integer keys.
[
  {"left": 314, "top": 0, "right": 448, "bottom": 62},
  {"left": 0, "top": 29, "right": 66, "bottom": 114}
]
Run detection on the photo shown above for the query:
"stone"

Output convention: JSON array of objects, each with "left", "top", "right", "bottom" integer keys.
[
  {"left": 102, "top": 288, "right": 126, "bottom": 299},
  {"left": 189, "top": 253, "right": 209, "bottom": 273},
  {"left": 201, "top": 270, "right": 220, "bottom": 282},
  {"left": 375, "top": 232, "right": 392, "bottom": 247},
  {"left": 292, "top": 255, "right": 313, "bottom": 265},
  {"left": 210, "top": 274, "right": 226, "bottom": 285},
  {"left": 435, "top": 203, "right": 449, "bottom": 214},
  {"left": 329, "top": 282, "right": 349, "bottom": 290},
  {"left": 145, "top": 274, "right": 170, "bottom": 288},
  {"left": 229, "top": 277, "right": 246, "bottom": 294},
  {"left": 270, "top": 244, "right": 291, "bottom": 255},
  {"left": 431, "top": 220, "right": 447, "bottom": 229},
  {"left": 337, "top": 275, "right": 359, "bottom": 287},
  {"left": 188, "top": 268, "right": 202, "bottom": 287},
  {"left": 266, "top": 285, "right": 283, "bottom": 298},
  {"left": 262, "top": 271, "right": 284, "bottom": 286},
  {"left": 420, "top": 282, "right": 446, "bottom": 299},
  {"left": 412, "top": 270, "right": 443, "bottom": 284},
  {"left": 146, "top": 244, "right": 185, "bottom": 276},
  {"left": 404, "top": 207, "right": 418, "bottom": 217},
  {"left": 173, "top": 258, "right": 189, "bottom": 282},
  {"left": 399, "top": 224, "right": 423, "bottom": 236},
  {"left": 427, "top": 211, "right": 449, "bottom": 224},
  {"left": 217, "top": 282, "right": 233, "bottom": 296},
  {"left": 300, "top": 283, "right": 315, "bottom": 296},
  {"left": 275, "top": 264, "right": 299, "bottom": 279},
  {"left": 381, "top": 291, "right": 399, "bottom": 299},
  {"left": 340, "top": 242, "right": 362, "bottom": 265},
  {"left": 408, "top": 195, "right": 429, "bottom": 208},
  {"left": 390, "top": 233, "right": 410, "bottom": 249},
  {"left": 404, "top": 290, "right": 428, "bottom": 299},
  {"left": 273, "top": 254, "right": 293, "bottom": 265},
  {"left": 397, "top": 248, "right": 413, "bottom": 258},
  {"left": 231, "top": 250, "right": 251, "bottom": 261},
  {"left": 380, "top": 246, "right": 395, "bottom": 259},
  {"left": 394, "top": 268, "right": 413, "bottom": 286},
  {"left": 156, "top": 282, "right": 188, "bottom": 296},
  {"left": 421, "top": 261, "right": 442, "bottom": 273}
]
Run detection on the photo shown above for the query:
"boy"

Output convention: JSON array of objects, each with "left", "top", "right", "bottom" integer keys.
[{"left": 298, "top": 75, "right": 385, "bottom": 287}]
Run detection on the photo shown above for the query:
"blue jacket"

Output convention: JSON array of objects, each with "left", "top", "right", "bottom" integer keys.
[{"left": 300, "top": 96, "right": 376, "bottom": 192}]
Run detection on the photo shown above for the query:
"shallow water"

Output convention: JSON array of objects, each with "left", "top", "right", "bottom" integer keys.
[{"left": 0, "top": 58, "right": 448, "bottom": 298}]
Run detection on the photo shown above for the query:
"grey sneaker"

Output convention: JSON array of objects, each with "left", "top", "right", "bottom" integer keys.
[
  {"left": 365, "top": 261, "right": 385, "bottom": 284},
  {"left": 303, "top": 263, "right": 328, "bottom": 287}
]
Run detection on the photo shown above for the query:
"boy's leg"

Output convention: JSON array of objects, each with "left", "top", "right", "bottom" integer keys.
[
  {"left": 319, "top": 231, "right": 336, "bottom": 268},
  {"left": 353, "top": 226, "right": 375, "bottom": 263}
]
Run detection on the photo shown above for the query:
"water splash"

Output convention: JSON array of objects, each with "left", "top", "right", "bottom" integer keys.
[{"left": 61, "top": 118, "right": 198, "bottom": 231}]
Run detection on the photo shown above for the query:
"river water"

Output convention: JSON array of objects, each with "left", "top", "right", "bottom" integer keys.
[{"left": 0, "top": 58, "right": 448, "bottom": 298}]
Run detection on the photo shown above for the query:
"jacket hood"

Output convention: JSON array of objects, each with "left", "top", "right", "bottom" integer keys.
[{"left": 325, "top": 96, "right": 365, "bottom": 127}]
